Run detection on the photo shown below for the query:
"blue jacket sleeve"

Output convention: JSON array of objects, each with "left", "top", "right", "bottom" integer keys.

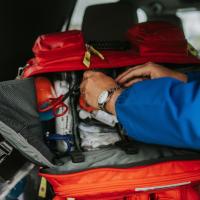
[
  {"left": 116, "top": 77, "right": 200, "bottom": 150},
  {"left": 187, "top": 71, "right": 200, "bottom": 82}
]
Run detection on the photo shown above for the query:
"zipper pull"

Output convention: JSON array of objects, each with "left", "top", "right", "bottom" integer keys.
[
  {"left": 83, "top": 49, "right": 91, "bottom": 68},
  {"left": 16, "top": 67, "right": 25, "bottom": 80},
  {"left": 83, "top": 44, "right": 104, "bottom": 68},
  {"left": 87, "top": 44, "right": 105, "bottom": 60},
  {"left": 187, "top": 43, "right": 199, "bottom": 57},
  {"left": 15, "top": 64, "right": 29, "bottom": 80}
]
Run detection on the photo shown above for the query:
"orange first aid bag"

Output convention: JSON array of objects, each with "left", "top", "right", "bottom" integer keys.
[{"left": 39, "top": 159, "right": 200, "bottom": 200}]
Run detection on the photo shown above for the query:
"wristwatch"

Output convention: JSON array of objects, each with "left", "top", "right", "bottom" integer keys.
[{"left": 97, "top": 86, "right": 119, "bottom": 111}]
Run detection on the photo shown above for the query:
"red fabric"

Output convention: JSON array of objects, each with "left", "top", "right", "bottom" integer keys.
[
  {"left": 139, "top": 41, "right": 188, "bottom": 55},
  {"left": 33, "top": 30, "right": 84, "bottom": 63},
  {"left": 22, "top": 22, "right": 200, "bottom": 78},
  {"left": 49, "top": 187, "right": 200, "bottom": 200},
  {"left": 127, "top": 22, "right": 189, "bottom": 57},
  {"left": 126, "top": 22, "right": 185, "bottom": 45}
]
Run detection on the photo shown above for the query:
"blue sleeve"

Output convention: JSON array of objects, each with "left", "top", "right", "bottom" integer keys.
[
  {"left": 116, "top": 78, "right": 200, "bottom": 150},
  {"left": 187, "top": 71, "right": 200, "bottom": 82}
]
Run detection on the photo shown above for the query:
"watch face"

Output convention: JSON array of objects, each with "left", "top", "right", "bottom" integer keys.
[{"left": 98, "top": 90, "right": 109, "bottom": 104}]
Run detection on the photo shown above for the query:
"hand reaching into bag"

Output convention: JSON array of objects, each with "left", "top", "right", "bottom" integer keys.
[
  {"left": 116, "top": 62, "right": 187, "bottom": 87},
  {"left": 80, "top": 63, "right": 188, "bottom": 115},
  {"left": 80, "top": 71, "right": 122, "bottom": 115}
]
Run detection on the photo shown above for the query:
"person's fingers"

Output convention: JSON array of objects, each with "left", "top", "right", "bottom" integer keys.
[
  {"left": 115, "top": 68, "right": 134, "bottom": 81},
  {"left": 115, "top": 64, "right": 145, "bottom": 82},
  {"left": 117, "top": 66, "right": 151, "bottom": 84},
  {"left": 123, "top": 78, "right": 144, "bottom": 87},
  {"left": 83, "top": 70, "right": 95, "bottom": 79}
]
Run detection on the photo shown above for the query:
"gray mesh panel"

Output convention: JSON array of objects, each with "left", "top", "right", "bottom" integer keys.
[{"left": 0, "top": 78, "right": 54, "bottom": 164}]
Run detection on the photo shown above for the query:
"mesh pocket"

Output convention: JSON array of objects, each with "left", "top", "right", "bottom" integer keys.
[{"left": 0, "top": 78, "right": 54, "bottom": 163}]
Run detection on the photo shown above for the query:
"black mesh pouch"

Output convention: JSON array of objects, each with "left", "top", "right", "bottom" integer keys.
[{"left": 0, "top": 78, "right": 54, "bottom": 164}]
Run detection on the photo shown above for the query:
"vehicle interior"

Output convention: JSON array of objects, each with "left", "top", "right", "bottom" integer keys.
[
  {"left": 1, "top": 0, "right": 200, "bottom": 199},
  {"left": 1, "top": 0, "right": 200, "bottom": 81}
]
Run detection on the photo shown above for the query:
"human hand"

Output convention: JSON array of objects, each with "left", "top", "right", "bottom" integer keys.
[
  {"left": 80, "top": 71, "right": 121, "bottom": 114},
  {"left": 116, "top": 62, "right": 187, "bottom": 87}
]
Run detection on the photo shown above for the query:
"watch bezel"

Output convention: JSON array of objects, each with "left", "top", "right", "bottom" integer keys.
[
  {"left": 97, "top": 86, "right": 120, "bottom": 111},
  {"left": 98, "top": 90, "right": 109, "bottom": 105}
]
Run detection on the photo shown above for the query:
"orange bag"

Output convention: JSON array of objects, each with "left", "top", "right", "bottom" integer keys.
[{"left": 40, "top": 160, "right": 200, "bottom": 200}]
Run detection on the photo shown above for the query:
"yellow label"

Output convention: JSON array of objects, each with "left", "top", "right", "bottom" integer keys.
[
  {"left": 38, "top": 177, "right": 47, "bottom": 198},
  {"left": 89, "top": 46, "right": 104, "bottom": 60},
  {"left": 187, "top": 43, "right": 198, "bottom": 57},
  {"left": 83, "top": 51, "right": 91, "bottom": 68}
]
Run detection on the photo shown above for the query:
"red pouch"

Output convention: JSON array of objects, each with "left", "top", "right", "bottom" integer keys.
[{"left": 22, "top": 21, "right": 200, "bottom": 79}]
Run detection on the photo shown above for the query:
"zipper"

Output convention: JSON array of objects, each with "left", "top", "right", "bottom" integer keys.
[
  {"left": 55, "top": 170, "right": 200, "bottom": 197},
  {"left": 83, "top": 44, "right": 104, "bottom": 68}
]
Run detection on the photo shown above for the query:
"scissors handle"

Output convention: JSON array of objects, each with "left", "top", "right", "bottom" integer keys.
[
  {"left": 38, "top": 95, "right": 68, "bottom": 117},
  {"left": 53, "top": 102, "right": 68, "bottom": 117}
]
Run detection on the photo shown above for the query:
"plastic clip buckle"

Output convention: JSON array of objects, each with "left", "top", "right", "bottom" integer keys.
[{"left": 70, "top": 151, "right": 85, "bottom": 163}]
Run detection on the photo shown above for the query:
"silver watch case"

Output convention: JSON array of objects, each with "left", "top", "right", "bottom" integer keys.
[{"left": 98, "top": 90, "right": 109, "bottom": 106}]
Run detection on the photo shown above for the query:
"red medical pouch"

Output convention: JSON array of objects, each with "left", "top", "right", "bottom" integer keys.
[
  {"left": 18, "top": 21, "right": 200, "bottom": 200},
  {"left": 22, "top": 22, "right": 200, "bottom": 78}
]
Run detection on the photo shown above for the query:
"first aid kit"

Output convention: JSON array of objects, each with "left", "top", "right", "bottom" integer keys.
[{"left": 1, "top": 21, "right": 200, "bottom": 200}]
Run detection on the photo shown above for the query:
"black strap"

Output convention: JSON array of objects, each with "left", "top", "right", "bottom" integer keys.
[{"left": 88, "top": 40, "right": 131, "bottom": 51}]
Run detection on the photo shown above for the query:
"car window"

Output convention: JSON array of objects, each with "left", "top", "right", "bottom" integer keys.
[
  {"left": 177, "top": 9, "right": 200, "bottom": 53},
  {"left": 137, "top": 8, "right": 147, "bottom": 23}
]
